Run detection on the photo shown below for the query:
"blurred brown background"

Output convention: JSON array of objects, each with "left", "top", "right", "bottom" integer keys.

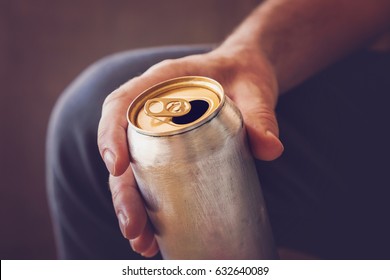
[{"left": 0, "top": 0, "right": 258, "bottom": 259}]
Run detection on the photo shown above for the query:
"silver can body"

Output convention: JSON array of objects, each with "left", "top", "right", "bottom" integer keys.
[{"left": 127, "top": 77, "right": 276, "bottom": 259}]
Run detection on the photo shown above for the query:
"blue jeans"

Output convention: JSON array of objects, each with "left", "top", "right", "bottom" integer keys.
[{"left": 46, "top": 45, "right": 390, "bottom": 259}]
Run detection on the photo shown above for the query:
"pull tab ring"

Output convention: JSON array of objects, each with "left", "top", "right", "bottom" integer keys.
[{"left": 144, "top": 98, "right": 191, "bottom": 117}]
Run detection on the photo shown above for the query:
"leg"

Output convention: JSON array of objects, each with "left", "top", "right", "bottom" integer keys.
[
  {"left": 46, "top": 45, "right": 212, "bottom": 259},
  {"left": 259, "top": 50, "right": 390, "bottom": 259},
  {"left": 47, "top": 44, "right": 390, "bottom": 260}
]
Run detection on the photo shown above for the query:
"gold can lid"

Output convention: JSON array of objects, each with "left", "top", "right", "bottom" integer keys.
[{"left": 128, "top": 76, "right": 225, "bottom": 136}]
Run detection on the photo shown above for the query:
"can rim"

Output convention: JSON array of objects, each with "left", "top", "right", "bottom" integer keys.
[{"left": 127, "top": 76, "right": 225, "bottom": 136}]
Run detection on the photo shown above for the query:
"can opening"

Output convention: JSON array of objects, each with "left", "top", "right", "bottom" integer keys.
[{"left": 172, "top": 100, "right": 209, "bottom": 125}]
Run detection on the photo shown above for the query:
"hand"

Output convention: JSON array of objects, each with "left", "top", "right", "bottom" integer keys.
[{"left": 97, "top": 45, "right": 284, "bottom": 257}]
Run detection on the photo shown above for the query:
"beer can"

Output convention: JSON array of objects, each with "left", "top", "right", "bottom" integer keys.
[{"left": 127, "top": 76, "right": 276, "bottom": 259}]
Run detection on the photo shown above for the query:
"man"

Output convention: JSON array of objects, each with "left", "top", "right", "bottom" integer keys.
[{"left": 47, "top": 0, "right": 390, "bottom": 259}]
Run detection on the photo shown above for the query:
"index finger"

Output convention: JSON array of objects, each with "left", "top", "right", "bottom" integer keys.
[
  {"left": 98, "top": 84, "right": 134, "bottom": 176},
  {"left": 97, "top": 60, "right": 193, "bottom": 176}
]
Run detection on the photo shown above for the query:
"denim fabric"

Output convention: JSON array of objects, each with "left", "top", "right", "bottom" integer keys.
[{"left": 46, "top": 46, "right": 390, "bottom": 259}]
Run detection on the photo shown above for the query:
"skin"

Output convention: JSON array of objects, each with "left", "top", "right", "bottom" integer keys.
[{"left": 98, "top": 0, "right": 390, "bottom": 257}]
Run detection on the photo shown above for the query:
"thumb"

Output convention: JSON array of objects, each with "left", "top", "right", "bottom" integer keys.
[
  {"left": 229, "top": 79, "right": 284, "bottom": 161},
  {"left": 244, "top": 109, "right": 284, "bottom": 161}
]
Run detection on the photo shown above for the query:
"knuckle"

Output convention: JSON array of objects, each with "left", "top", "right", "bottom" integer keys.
[
  {"left": 110, "top": 185, "right": 121, "bottom": 203},
  {"left": 102, "top": 76, "right": 142, "bottom": 110},
  {"left": 146, "top": 59, "right": 176, "bottom": 74},
  {"left": 247, "top": 103, "right": 276, "bottom": 122},
  {"left": 102, "top": 88, "right": 125, "bottom": 110},
  {"left": 110, "top": 182, "right": 126, "bottom": 206},
  {"left": 258, "top": 108, "right": 277, "bottom": 124},
  {"left": 97, "top": 126, "right": 108, "bottom": 141},
  {"left": 158, "top": 59, "right": 175, "bottom": 67},
  {"left": 97, "top": 126, "right": 110, "bottom": 151},
  {"left": 245, "top": 106, "right": 279, "bottom": 132}
]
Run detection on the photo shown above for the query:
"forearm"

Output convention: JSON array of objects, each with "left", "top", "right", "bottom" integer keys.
[{"left": 220, "top": 0, "right": 390, "bottom": 93}]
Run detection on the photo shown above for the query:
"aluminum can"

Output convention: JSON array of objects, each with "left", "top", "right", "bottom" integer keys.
[{"left": 127, "top": 76, "right": 276, "bottom": 259}]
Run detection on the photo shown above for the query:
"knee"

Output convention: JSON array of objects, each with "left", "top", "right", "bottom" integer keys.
[
  {"left": 46, "top": 55, "right": 120, "bottom": 181},
  {"left": 46, "top": 51, "right": 135, "bottom": 156}
]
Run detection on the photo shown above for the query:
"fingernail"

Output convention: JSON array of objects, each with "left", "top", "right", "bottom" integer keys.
[
  {"left": 265, "top": 130, "right": 280, "bottom": 142},
  {"left": 266, "top": 130, "right": 284, "bottom": 150},
  {"left": 117, "top": 211, "right": 128, "bottom": 238},
  {"left": 103, "top": 149, "right": 116, "bottom": 175},
  {"left": 265, "top": 130, "right": 278, "bottom": 138},
  {"left": 129, "top": 240, "right": 138, "bottom": 253},
  {"left": 141, "top": 239, "right": 158, "bottom": 257}
]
